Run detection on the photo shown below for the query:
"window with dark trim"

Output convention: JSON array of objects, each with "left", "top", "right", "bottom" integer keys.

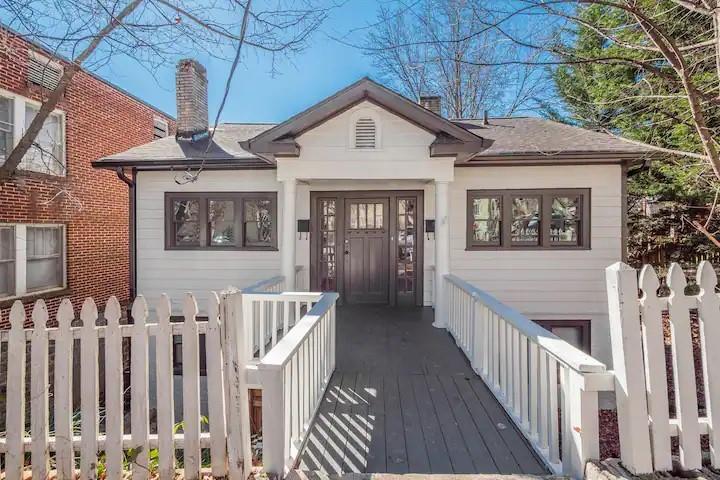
[
  {"left": 165, "top": 192, "right": 277, "bottom": 250},
  {"left": 535, "top": 319, "right": 591, "bottom": 354},
  {"left": 467, "top": 189, "right": 590, "bottom": 249}
]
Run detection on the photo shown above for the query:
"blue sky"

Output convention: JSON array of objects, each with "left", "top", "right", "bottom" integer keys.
[{"left": 95, "top": 1, "right": 381, "bottom": 123}]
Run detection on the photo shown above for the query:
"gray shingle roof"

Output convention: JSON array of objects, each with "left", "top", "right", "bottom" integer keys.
[
  {"left": 94, "top": 123, "right": 275, "bottom": 168},
  {"left": 94, "top": 116, "right": 652, "bottom": 169},
  {"left": 455, "top": 117, "right": 650, "bottom": 159}
]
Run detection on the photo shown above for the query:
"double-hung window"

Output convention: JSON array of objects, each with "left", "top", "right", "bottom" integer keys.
[
  {"left": 467, "top": 189, "right": 590, "bottom": 249},
  {"left": 0, "top": 224, "right": 66, "bottom": 300},
  {"left": 165, "top": 192, "right": 277, "bottom": 250},
  {"left": 0, "top": 88, "right": 66, "bottom": 176}
]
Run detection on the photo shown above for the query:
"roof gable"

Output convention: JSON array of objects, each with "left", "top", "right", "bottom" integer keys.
[{"left": 241, "top": 77, "right": 487, "bottom": 162}]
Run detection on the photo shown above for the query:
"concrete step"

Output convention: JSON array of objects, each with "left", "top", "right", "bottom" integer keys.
[{"left": 288, "top": 470, "right": 569, "bottom": 480}]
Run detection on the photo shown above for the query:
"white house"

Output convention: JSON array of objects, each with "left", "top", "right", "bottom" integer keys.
[{"left": 93, "top": 59, "right": 651, "bottom": 365}]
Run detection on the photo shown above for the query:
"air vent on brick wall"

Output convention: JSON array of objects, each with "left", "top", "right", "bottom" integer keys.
[
  {"left": 27, "top": 51, "right": 63, "bottom": 90},
  {"left": 354, "top": 117, "right": 376, "bottom": 149},
  {"left": 153, "top": 118, "right": 169, "bottom": 139}
]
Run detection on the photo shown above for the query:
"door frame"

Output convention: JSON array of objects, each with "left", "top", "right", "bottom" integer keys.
[{"left": 310, "top": 190, "right": 424, "bottom": 306}]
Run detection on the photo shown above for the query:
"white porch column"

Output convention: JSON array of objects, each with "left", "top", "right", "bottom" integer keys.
[
  {"left": 434, "top": 180, "right": 450, "bottom": 328},
  {"left": 281, "top": 178, "right": 297, "bottom": 291}
]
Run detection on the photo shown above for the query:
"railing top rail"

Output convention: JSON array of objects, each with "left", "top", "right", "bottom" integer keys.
[
  {"left": 445, "top": 273, "right": 607, "bottom": 374},
  {"left": 258, "top": 292, "right": 339, "bottom": 369},
  {"left": 243, "top": 275, "right": 285, "bottom": 293},
  {"left": 243, "top": 292, "right": 323, "bottom": 302}
]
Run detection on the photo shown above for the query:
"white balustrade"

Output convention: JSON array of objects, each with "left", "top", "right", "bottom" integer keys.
[{"left": 445, "top": 274, "right": 612, "bottom": 479}]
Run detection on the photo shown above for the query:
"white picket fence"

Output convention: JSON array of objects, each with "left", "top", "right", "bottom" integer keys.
[
  {"left": 606, "top": 261, "right": 720, "bottom": 474},
  {"left": 444, "top": 274, "right": 614, "bottom": 479},
  {"left": 0, "top": 273, "right": 338, "bottom": 479}
]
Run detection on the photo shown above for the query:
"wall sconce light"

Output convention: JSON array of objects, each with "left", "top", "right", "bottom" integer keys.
[
  {"left": 297, "top": 219, "right": 310, "bottom": 240},
  {"left": 425, "top": 219, "right": 435, "bottom": 240}
]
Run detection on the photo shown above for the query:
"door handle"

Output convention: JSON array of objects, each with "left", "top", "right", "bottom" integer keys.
[{"left": 344, "top": 250, "right": 350, "bottom": 255}]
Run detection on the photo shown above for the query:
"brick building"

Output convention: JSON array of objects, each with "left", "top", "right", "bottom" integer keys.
[{"left": 0, "top": 27, "right": 175, "bottom": 324}]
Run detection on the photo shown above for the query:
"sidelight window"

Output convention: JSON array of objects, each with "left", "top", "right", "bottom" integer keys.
[
  {"left": 467, "top": 189, "right": 590, "bottom": 249},
  {"left": 165, "top": 192, "right": 277, "bottom": 250}
]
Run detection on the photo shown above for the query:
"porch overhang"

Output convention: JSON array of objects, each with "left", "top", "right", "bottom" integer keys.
[{"left": 240, "top": 77, "right": 488, "bottom": 163}]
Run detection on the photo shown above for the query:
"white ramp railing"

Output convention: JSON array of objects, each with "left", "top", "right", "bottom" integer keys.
[
  {"left": 258, "top": 292, "right": 339, "bottom": 476},
  {"left": 606, "top": 261, "right": 720, "bottom": 475},
  {"left": 444, "top": 274, "right": 613, "bottom": 479}
]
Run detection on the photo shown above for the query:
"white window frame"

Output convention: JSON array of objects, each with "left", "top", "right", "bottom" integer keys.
[
  {"left": 0, "top": 223, "right": 67, "bottom": 300},
  {"left": 0, "top": 87, "right": 67, "bottom": 176}
]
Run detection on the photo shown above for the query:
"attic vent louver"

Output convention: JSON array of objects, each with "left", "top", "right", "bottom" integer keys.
[
  {"left": 27, "top": 51, "right": 63, "bottom": 90},
  {"left": 355, "top": 117, "right": 376, "bottom": 149},
  {"left": 153, "top": 117, "right": 169, "bottom": 139}
]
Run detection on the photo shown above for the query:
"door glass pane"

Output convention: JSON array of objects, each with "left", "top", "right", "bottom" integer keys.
[
  {"left": 551, "top": 196, "right": 580, "bottom": 244},
  {"left": 350, "top": 204, "right": 358, "bottom": 229},
  {"left": 472, "top": 197, "right": 501, "bottom": 244},
  {"left": 320, "top": 199, "right": 337, "bottom": 291},
  {"left": 173, "top": 199, "right": 201, "bottom": 246},
  {"left": 397, "top": 198, "right": 416, "bottom": 295},
  {"left": 209, "top": 200, "right": 235, "bottom": 246},
  {"left": 358, "top": 203, "right": 367, "bottom": 229},
  {"left": 375, "top": 203, "right": 383, "bottom": 228},
  {"left": 552, "top": 326, "right": 584, "bottom": 352},
  {"left": 244, "top": 199, "right": 273, "bottom": 246},
  {"left": 26, "top": 226, "right": 62, "bottom": 292},
  {"left": 511, "top": 196, "right": 540, "bottom": 244}
]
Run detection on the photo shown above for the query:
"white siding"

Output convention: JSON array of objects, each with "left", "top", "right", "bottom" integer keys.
[
  {"left": 450, "top": 165, "right": 623, "bottom": 364},
  {"left": 135, "top": 170, "right": 282, "bottom": 312}
]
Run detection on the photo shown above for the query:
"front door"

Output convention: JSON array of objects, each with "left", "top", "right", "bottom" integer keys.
[
  {"left": 344, "top": 198, "right": 390, "bottom": 304},
  {"left": 311, "top": 191, "right": 424, "bottom": 306}
]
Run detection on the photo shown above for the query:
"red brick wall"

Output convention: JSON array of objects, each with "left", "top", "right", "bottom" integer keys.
[{"left": 0, "top": 29, "right": 175, "bottom": 325}]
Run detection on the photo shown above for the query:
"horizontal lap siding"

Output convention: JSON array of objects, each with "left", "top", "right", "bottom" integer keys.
[
  {"left": 450, "top": 165, "right": 623, "bottom": 364},
  {"left": 135, "top": 170, "right": 282, "bottom": 312}
]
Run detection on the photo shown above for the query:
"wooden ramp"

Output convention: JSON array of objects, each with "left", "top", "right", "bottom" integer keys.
[{"left": 296, "top": 306, "right": 548, "bottom": 475}]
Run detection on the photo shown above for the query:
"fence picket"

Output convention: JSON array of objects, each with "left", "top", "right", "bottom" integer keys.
[
  {"left": 206, "top": 293, "right": 229, "bottom": 477},
  {"left": 54, "top": 299, "right": 75, "bottom": 480},
  {"left": 697, "top": 261, "right": 720, "bottom": 468},
  {"left": 130, "top": 296, "right": 150, "bottom": 480},
  {"left": 155, "top": 294, "right": 175, "bottom": 480},
  {"left": 104, "top": 296, "right": 124, "bottom": 480},
  {"left": 182, "top": 293, "right": 201, "bottom": 480},
  {"left": 638, "top": 266, "right": 672, "bottom": 470},
  {"left": 79, "top": 298, "right": 99, "bottom": 480},
  {"left": 5, "top": 301, "right": 27, "bottom": 480},
  {"left": 30, "top": 300, "right": 50, "bottom": 480},
  {"left": 666, "top": 264, "right": 702, "bottom": 470}
]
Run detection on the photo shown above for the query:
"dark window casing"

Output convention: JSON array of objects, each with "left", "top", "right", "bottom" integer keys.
[
  {"left": 165, "top": 192, "right": 278, "bottom": 250},
  {"left": 466, "top": 189, "right": 591, "bottom": 250}
]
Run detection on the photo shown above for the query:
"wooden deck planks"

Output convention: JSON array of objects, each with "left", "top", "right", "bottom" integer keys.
[{"left": 295, "top": 306, "right": 548, "bottom": 476}]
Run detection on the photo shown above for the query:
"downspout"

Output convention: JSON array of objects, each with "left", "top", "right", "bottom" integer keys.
[{"left": 116, "top": 167, "right": 137, "bottom": 302}]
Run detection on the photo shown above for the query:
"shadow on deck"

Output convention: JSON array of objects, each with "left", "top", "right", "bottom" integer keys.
[{"left": 297, "top": 306, "right": 548, "bottom": 475}]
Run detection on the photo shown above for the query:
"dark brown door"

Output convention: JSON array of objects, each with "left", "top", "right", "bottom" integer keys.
[{"left": 343, "top": 198, "right": 390, "bottom": 304}]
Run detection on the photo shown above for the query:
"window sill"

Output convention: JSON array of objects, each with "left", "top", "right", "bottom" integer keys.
[
  {"left": 0, "top": 287, "right": 71, "bottom": 308},
  {"left": 165, "top": 246, "right": 279, "bottom": 252},
  {"left": 465, "top": 246, "right": 591, "bottom": 251}
]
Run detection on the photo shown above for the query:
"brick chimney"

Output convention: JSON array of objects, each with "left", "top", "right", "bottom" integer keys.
[
  {"left": 419, "top": 95, "right": 442, "bottom": 116},
  {"left": 176, "top": 59, "right": 208, "bottom": 139}
]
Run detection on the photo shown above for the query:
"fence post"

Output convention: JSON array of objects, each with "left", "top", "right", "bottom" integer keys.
[
  {"left": 221, "top": 289, "right": 252, "bottom": 480},
  {"left": 697, "top": 261, "right": 720, "bottom": 468},
  {"left": 605, "top": 262, "right": 653, "bottom": 474},
  {"left": 260, "top": 365, "right": 287, "bottom": 476},
  {"left": 562, "top": 368, "right": 600, "bottom": 479}
]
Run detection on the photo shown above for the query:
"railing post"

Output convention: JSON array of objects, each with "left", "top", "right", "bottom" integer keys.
[
  {"left": 260, "top": 365, "right": 287, "bottom": 476},
  {"left": 605, "top": 262, "right": 653, "bottom": 474},
  {"left": 562, "top": 368, "right": 600, "bottom": 479},
  {"left": 221, "top": 290, "right": 252, "bottom": 480}
]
